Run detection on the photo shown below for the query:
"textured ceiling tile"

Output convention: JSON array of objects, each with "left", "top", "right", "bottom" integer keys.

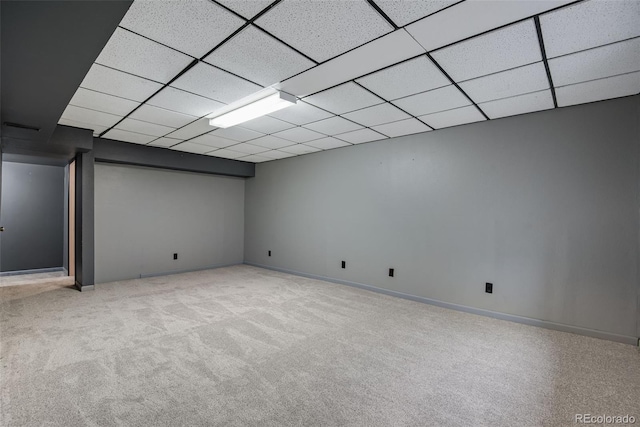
[
  {"left": 540, "top": 0, "right": 640, "bottom": 58},
  {"left": 431, "top": 20, "right": 542, "bottom": 82},
  {"left": 260, "top": 150, "right": 298, "bottom": 159},
  {"left": 268, "top": 101, "right": 333, "bottom": 125},
  {"left": 341, "top": 103, "right": 410, "bottom": 127},
  {"left": 418, "top": 105, "right": 485, "bottom": 129},
  {"left": 217, "top": 0, "right": 272, "bottom": 19},
  {"left": 210, "top": 126, "right": 264, "bottom": 142},
  {"left": 392, "top": 85, "right": 470, "bottom": 116},
  {"left": 165, "top": 118, "right": 216, "bottom": 140},
  {"left": 356, "top": 56, "right": 450, "bottom": 100},
  {"left": 129, "top": 105, "right": 197, "bottom": 128},
  {"left": 304, "top": 82, "right": 383, "bottom": 115},
  {"left": 95, "top": 28, "right": 192, "bottom": 83},
  {"left": 149, "top": 137, "right": 181, "bottom": 148},
  {"left": 371, "top": 118, "right": 431, "bottom": 138},
  {"left": 239, "top": 115, "right": 296, "bottom": 134},
  {"left": 303, "top": 116, "right": 362, "bottom": 136},
  {"left": 279, "top": 144, "right": 322, "bottom": 155},
  {"left": 478, "top": 90, "right": 554, "bottom": 119},
  {"left": 147, "top": 87, "right": 225, "bottom": 117},
  {"left": 80, "top": 64, "right": 163, "bottom": 102},
  {"left": 224, "top": 143, "right": 269, "bottom": 154},
  {"left": 189, "top": 133, "right": 237, "bottom": 148},
  {"left": 556, "top": 71, "right": 640, "bottom": 107},
  {"left": 115, "top": 118, "right": 175, "bottom": 137},
  {"left": 204, "top": 25, "right": 315, "bottom": 86},
  {"left": 272, "top": 126, "right": 324, "bottom": 143},
  {"left": 375, "top": 0, "right": 458, "bottom": 27},
  {"left": 238, "top": 154, "right": 273, "bottom": 163},
  {"left": 171, "top": 142, "right": 215, "bottom": 154},
  {"left": 103, "top": 129, "right": 156, "bottom": 145},
  {"left": 120, "top": 0, "right": 244, "bottom": 58},
  {"left": 549, "top": 38, "right": 640, "bottom": 87},
  {"left": 306, "top": 137, "right": 352, "bottom": 150},
  {"left": 249, "top": 135, "right": 296, "bottom": 149},
  {"left": 335, "top": 128, "right": 386, "bottom": 144},
  {"left": 205, "top": 148, "right": 248, "bottom": 159},
  {"left": 170, "top": 62, "right": 262, "bottom": 104},
  {"left": 255, "top": 0, "right": 393, "bottom": 62},
  {"left": 61, "top": 105, "right": 122, "bottom": 128},
  {"left": 459, "top": 62, "right": 550, "bottom": 103},
  {"left": 69, "top": 87, "right": 139, "bottom": 116}
]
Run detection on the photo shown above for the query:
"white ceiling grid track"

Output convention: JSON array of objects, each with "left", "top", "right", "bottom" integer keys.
[{"left": 59, "top": 0, "right": 640, "bottom": 163}]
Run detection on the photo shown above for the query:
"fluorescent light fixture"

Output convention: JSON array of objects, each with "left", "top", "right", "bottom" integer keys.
[{"left": 209, "top": 91, "right": 296, "bottom": 128}]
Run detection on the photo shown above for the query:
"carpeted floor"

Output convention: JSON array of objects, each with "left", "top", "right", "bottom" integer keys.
[{"left": 1, "top": 265, "right": 639, "bottom": 426}]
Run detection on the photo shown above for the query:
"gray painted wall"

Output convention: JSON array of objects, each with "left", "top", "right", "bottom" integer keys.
[
  {"left": 95, "top": 163, "right": 245, "bottom": 283},
  {"left": 245, "top": 95, "right": 640, "bottom": 341},
  {"left": 0, "top": 161, "right": 65, "bottom": 272}
]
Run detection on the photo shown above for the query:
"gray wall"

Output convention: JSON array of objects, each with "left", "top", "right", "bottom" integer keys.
[
  {"left": 0, "top": 161, "right": 65, "bottom": 272},
  {"left": 95, "top": 163, "right": 245, "bottom": 283},
  {"left": 245, "top": 95, "right": 640, "bottom": 341}
]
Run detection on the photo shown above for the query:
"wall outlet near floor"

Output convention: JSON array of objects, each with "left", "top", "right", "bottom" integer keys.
[
  {"left": 485, "top": 282, "right": 493, "bottom": 293},
  {"left": 389, "top": 268, "right": 394, "bottom": 277},
  {"left": 341, "top": 261, "right": 346, "bottom": 269},
  {"left": 268, "top": 250, "right": 271, "bottom": 257},
  {"left": 173, "top": 253, "right": 178, "bottom": 260}
]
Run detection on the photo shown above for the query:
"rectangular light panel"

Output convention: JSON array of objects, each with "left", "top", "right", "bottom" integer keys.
[{"left": 209, "top": 92, "right": 297, "bottom": 128}]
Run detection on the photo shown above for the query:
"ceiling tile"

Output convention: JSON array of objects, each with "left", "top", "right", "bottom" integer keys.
[
  {"left": 268, "top": 101, "right": 333, "bottom": 125},
  {"left": 95, "top": 28, "right": 192, "bottom": 83},
  {"left": 80, "top": 64, "right": 163, "bottom": 102},
  {"left": 205, "top": 148, "right": 247, "bottom": 159},
  {"left": 371, "top": 118, "right": 431, "bottom": 138},
  {"left": 103, "top": 129, "right": 156, "bottom": 145},
  {"left": 58, "top": 118, "right": 107, "bottom": 136},
  {"left": 188, "top": 134, "right": 237, "bottom": 149},
  {"left": 272, "top": 127, "right": 324, "bottom": 143},
  {"left": 479, "top": 90, "right": 554, "bottom": 119},
  {"left": 356, "top": 56, "right": 449, "bottom": 100},
  {"left": 210, "top": 126, "right": 264, "bottom": 142},
  {"left": 549, "top": 38, "right": 640, "bottom": 87},
  {"left": 238, "top": 154, "right": 273, "bottom": 163},
  {"left": 217, "top": 0, "right": 272, "bottom": 19},
  {"left": 249, "top": 135, "right": 296, "bottom": 149},
  {"left": 225, "top": 143, "right": 269, "bottom": 155},
  {"left": 129, "top": 105, "right": 197, "bottom": 128},
  {"left": 165, "top": 118, "right": 214, "bottom": 140},
  {"left": 418, "top": 105, "right": 486, "bottom": 129},
  {"left": 431, "top": 20, "right": 542, "bottom": 82},
  {"left": 147, "top": 87, "right": 225, "bottom": 117},
  {"left": 170, "top": 62, "right": 262, "bottom": 104},
  {"left": 375, "top": 0, "right": 458, "bottom": 27},
  {"left": 116, "top": 118, "right": 175, "bottom": 137},
  {"left": 119, "top": 0, "right": 244, "bottom": 58},
  {"left": 149, "top": 137, "right": 181, "bottom": 148},
  {"left": 279, "top": 144, "right": 322, "bottom": 155},
  {"left": 341, "top": 103, "right": 410, "bottom": 127},
  {"left": 392, "top": 85, "right": 470, "bottom": 116},
  {"left": 69, "top": 88, "right": 139, "bottom": 116},
  {"left": 61, "top": 105, "right": 122, "bottom": 128},
  {"left": 171, "top": 142, "right": 215, "bottom": 154},
  {"left": 460, "top": 62, "right": 550, "bottom": 103},
  {"left": 335, "top": 128, "right": 386, "bottom": 145},
  {"left": 239, "top": 116, "right": 295, "bottom": 134},
  {"left": 260, "top": 150, "right": 298, "bottom": 159},
  {"left": 306, "top": 137, "right": 352, "bottom": 150},
  {"left": 406, "top": 0, "right": 573, "bottom": 51},
  {"left": 540, "top": 0, "right": 640, "bottom": 59},
  {"left": 204, "top": 25, "right": 314, "bottom": 87},
  {"left": 255, "top": 0, "right": 392, "bottom": 62},
  {"left": 278, "top": 29, "right": 426, "bottom": 97},
  {"left": 556, "top": 71, "right": 640, "bottom": 107},
  {"left": 303, "top": 116, "right": 362, "bottom": 136},
  {"left": 304, "top": 82, "right": 383, "bottom": 115}
]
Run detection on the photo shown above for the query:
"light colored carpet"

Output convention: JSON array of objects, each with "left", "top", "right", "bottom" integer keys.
[
  {"left": 0, "top": 271, "right": 74, "bottom": 288},
  {"left": 1, "top": 265, "right": 638, "bottom": 426}
]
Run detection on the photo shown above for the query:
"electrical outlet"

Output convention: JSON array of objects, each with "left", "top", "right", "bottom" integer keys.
[
  {"left": 268, "top": 250, "right": 271, "bottom": 257},
  {"left": 173, "top": 253, "right": 178, "bottom": 260},
  {"left": 341, "top": 261, "right": 346, "bottom": 269},
  {"left": 485, "top": 282, "right": 493, "bottom": 293},
  {"left": 389, "top": 268, "right": 394, "bottom": 277}
]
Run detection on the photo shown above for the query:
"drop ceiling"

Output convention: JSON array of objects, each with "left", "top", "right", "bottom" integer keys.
[{"left": 59, "top": 0, "right": 640, "bottom": 163}]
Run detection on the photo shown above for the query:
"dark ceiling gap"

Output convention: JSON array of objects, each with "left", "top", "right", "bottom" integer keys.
[
  {"left": 118, "top": 26, "right": 197, "bottom": 59},
  {"left": 534, "top": 16, "right": 558, "bottom": 108},
  {"left": 367, "top": 0, "right": 398, "bottom": 30}
]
